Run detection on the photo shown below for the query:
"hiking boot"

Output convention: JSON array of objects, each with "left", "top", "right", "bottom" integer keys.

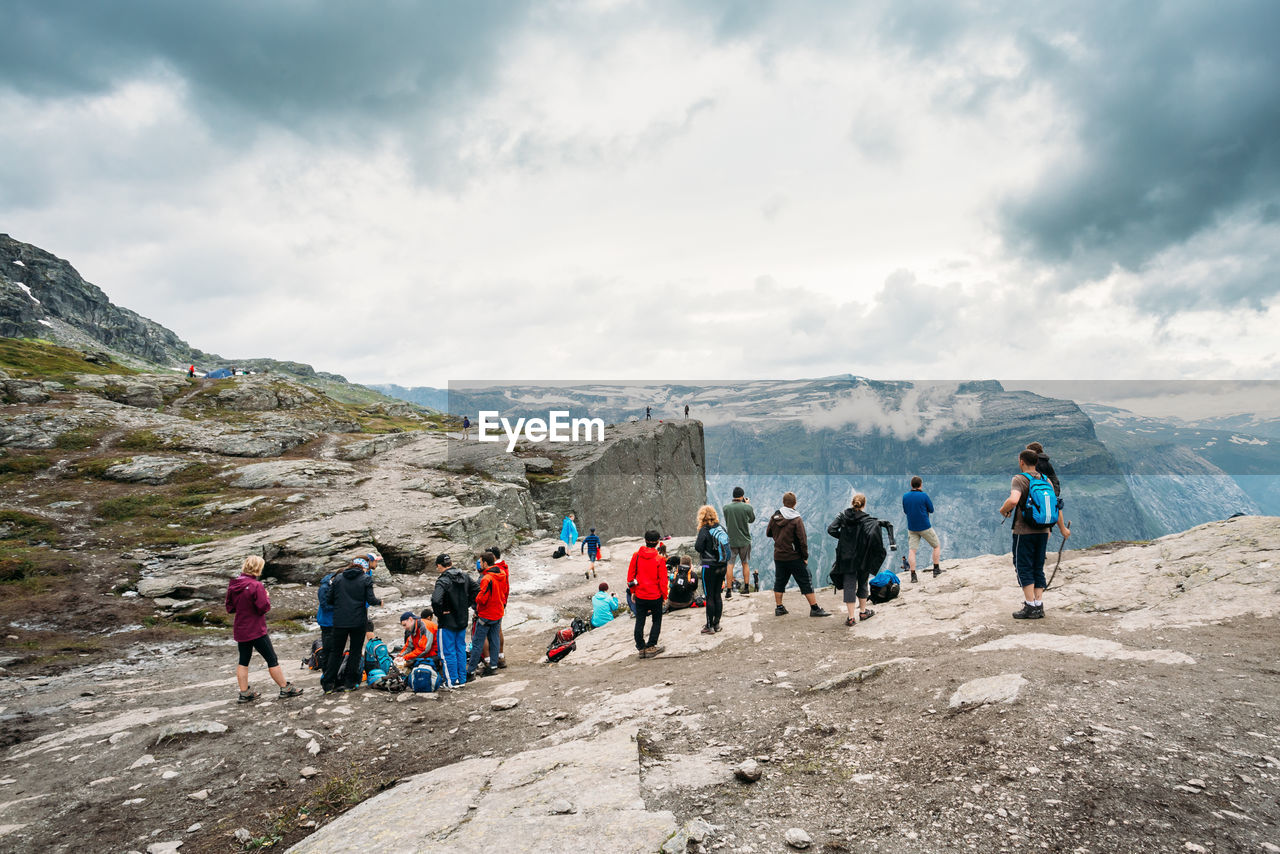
[
  {"left": 584, "top": 570, "right": 590, "bottom": 580},
  {"left": 645, "top": 645, "right": 665, "bottom": 658},
  {"left": 810, "top": 606, "right": 832, "bottom": 617},
  {"left": 497, "top": 658, "right": 508, "bottom": 669},
  {"left": 1012, "top": 603, "right": 1038, "bottom": 620},
  {"left": 237, "top": 690, "right": 259, "bottom": 704},
  {"left": 701, "top": 625, "right": 715, "bottom": 635},
  {"left": 775, "top": 605, "right": 788, "bottom": 617},
  {"left": 933, "top": 566, "right": 944, "bottom": 577},
  {"left": 713, "top": 624, "right": 723, "bottom": 633},
  {"left": 724, "top": 588, "right": 732, "bottom": 600},
  {"left": 278, "top": 683, "right": 304, "bottom": 699},
  {"left": 742, "top": 586, "right": 750, "bottom": 596},
  {"left": 910, "top": 570, "right": 919, "bottom": 583},
  {"left": 1032, "top": 604, "right": 1045, "bottom": 618},
  {"left": 637, "top": 648, "right": 650, "bottom": 659}
]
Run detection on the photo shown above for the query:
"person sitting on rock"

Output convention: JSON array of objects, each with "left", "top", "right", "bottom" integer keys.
[
  {"left": 225, "top": 555, "right": 303, "bottom": 703},
  {"left": 396, "top": 610, "right": 435, "bottom": 671},
  {"left": 591, "top": 582, "right": 621, "bottom": 628}
]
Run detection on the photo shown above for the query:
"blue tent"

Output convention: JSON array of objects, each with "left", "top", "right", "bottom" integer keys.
[{"left": 205, "top": 368, "right": 233, "bottom": 379}]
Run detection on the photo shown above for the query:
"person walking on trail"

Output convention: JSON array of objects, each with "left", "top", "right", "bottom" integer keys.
[
  {"left": 431, "top": 553, "right": 479, "bottom": 687},
  {"left": 902, "top": 476, "right": 942, "bottom": 582},
  {"left": 1000, "top": 449, "right": 1072, "bottom": 620},
  {"left": 188, "top": 364, "right": 195, "bottom": 378},
  {"left": 581, "top": 528, "right": 603, "bottom": 578},
  {"left": 722, "top": 486, "right": 755, "bottom": 598},
  {"left": 225, "top": 555, "right": 303, "bottom": 703},
  {"left": 322, "top": 557, "right": 382, "bottom": 693},
  {"left": 695, "top": 505, "right": 731, "bottom": 634},
  {"left": 591, "top": 582, "right": 621, "bottom": 628},
  {"left": 468, "top": 551, "right": 505, "bottom": 678},
  {"left": 461, "top": 416, "right": 471, "bottom": 440},
  {"left": 828, "top": 494, "right": 895, "bottom": 626},
  {"left": 627, "top": 530, "right": 669, "bottom": 658},
  {"left": 560, "top": 513, "right": 579, "bottom": 551},
  {"left": 766, "top": 492, "right": 831, "bottom": 618}
]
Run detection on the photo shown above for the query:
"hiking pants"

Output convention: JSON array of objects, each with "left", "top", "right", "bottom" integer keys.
[
  {"left": 468, "top": 617, "right": 502, "bottom": 674},
  {"left": 634, "top": 597, "right": 663, "bottom": 650},
  {"left": 1012, "top": 533, "right": 1050, "bottom": 588},
  {"left": 702, "top": 563, "right": 726, "bottom": 629},
  {"left": 438, "top": 627, "right": 468, "bottom": 685},
  {"left": 319, "top": 625, "right": 334, "bottom": 672},
  {"left": 322, "top": 625, "right": 364, "bottom": 690}
]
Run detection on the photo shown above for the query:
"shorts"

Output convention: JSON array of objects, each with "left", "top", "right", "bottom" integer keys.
[
  {"left": 237, "top": 634, "right": 279, "bottom": 668},
  {"left": 773, "top": 558, "right": 814, "bottom": 595},
  {"left": 908, "top": 528, "right": 940, "bottom": 550},
  {"left": 728, "top": 545, "right": 751, "bottom": 567},
  {"left": 1012, "top": 532, "right": 1049, "bottom": 589}
]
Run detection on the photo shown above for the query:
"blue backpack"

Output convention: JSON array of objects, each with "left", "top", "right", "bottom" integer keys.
[
  {"left": 364, "top": 638, "right": 394, "bottom": 674},
  {"left": 409, "top": 664, "right": 440, "bottom": 693},
  {"left": 869, "top": 570, "right": 900, "bottom": 604},
  {"left": 704, "top": 525, "right": 731, "bottom": 565},
  {"left": 1020, "top": 472, "right": 1059, "bottom": 528}
]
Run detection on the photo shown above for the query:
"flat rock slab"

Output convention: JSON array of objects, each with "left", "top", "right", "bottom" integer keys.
[
  {"left": 222, "top": 460, "right": 355, "bottom": 489},
  {"left": 287, "top": 725, "right": 675, "bottom": 854},
  {"left": 969, "top": 633, "right": 1195, "bottom": 665},
  {"left": 949, "top": 673, "right": 1027, "bottom": 709},
  {"left": 567, "top": 596, "right": 756, "bottom": 665},
  {"left": 103, "top": 456, "right": 194, "bottom": 485},
  {"left": 809, "top": 657, "right": 915, "bottom": 691}
]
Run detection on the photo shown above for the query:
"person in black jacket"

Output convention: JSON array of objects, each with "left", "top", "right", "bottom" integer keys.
[
  {"left": 430, "top": 553, "right": 479, "bottom": 687},
  {"left": 827, "top": 494, "right": 895, "bottom": 627},
  {"left": 694, "top": 505, "right": 729, "bottom": 634},
  {"left": 322, "top": 557, "right": 382, "bottom": 692}
]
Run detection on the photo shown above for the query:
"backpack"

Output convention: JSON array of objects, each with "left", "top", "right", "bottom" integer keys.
[
  {"left": 546, "top": 638, "right": 576, "bottom": 663},
  {"left": 869, "top": 570, "right": 901, "bottom": 604},
  {"left": 408, "top": 664, "right": 439, "bottom": 693},
  {"left": 1019, "top": 472, "right": 1059, "bottom": 528},
  {"left": 551, "top": 545, "right": 567, "bottom": 559},
  {"left": 670, "top": 564, "right": 698, "bottom": 600},
  {"left": 364, "top": 638, "right": 394, "bottom": 675},
  {"left": 302, "top": 637, "right": 324, "bottom": 671},
  {"left": 703, "top": 525, "right": 730, "bottom": 565},
  {"left": 570, "top": 617, "right": 590, "bottom": 638}
]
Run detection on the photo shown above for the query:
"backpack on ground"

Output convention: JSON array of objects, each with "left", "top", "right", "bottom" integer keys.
[
  {"left": 408, "top": 663, "right": 439, "bottom": 693},
  {"left": 551, "top": 545, "right": 567, "bottom": 559},
  {"left": 364, "top": 638, "right": 394, "bottom": 675},
  {"left": 570, "top": 617, "right": 590, "bottom": 637},
  {"left": 704, "top": 525, "right": 731, "bottom": 564},
  {"left": 1020, "top": 472, "right": 1059, "bottom": 528},
  {"left": 868, "top": 570, "right": 901, "bottom": 604},
  {"left": 302, "top": 637, "right": 324, "bottom": 670},
  {"left": 546, "top": 637, "right": 576, "bottom": 663}
]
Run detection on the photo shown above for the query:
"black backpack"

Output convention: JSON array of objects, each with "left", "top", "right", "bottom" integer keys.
[
  {"left": 302, "top": 637, "right": 324, "bottom": 671},
  {"left": 551, "top": 545, "right": 567, "bottom": 559}
]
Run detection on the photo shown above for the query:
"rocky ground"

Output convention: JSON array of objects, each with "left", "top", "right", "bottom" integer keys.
[{"left": 1, "top": 518, "right": 1278, "bottom": 853}]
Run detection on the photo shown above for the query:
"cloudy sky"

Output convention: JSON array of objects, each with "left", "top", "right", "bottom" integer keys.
[{"left": 2, "top": 1, "right": 1278, "bottom": 387}]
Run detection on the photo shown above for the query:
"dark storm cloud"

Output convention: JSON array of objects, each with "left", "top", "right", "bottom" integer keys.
[{"left": 0, "top": 1, "right": 526, "bottom": 135}]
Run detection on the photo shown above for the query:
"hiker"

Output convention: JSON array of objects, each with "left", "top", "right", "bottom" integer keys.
[
  {"left": 315, "top": 566, "right": 337, "bottom": 675},
  {"left": 627, "top": 529, "right": 668, "bottom": 658},
  {"left": 766, "top": 492, "right": 831, "bottom": 618},
  {"left": 902, "top": 476, "right": 942, "bottom": 582},
  {"left": 645, "top": 405, "right": 652, "bottom": 420},
  {"left": 430, "top": 553, "right": 478, "bottom": 687},
  {"left": 694, "top": 505, "right": 730, "bottom": 634},
  {"left": 188, "top": 364, "right": 195, "bottom": 378},
  {"left": 591, "top": 582, "right": 621, "bottom": 628},
  {"left": 722, "top": 486, "right": 755, "bottom": 598},
  {"left": 322, "top": 557, "right": 382, "bottom": 693},
  {"left": 468, "top": 551, "right": 505, "bottom": 678},
  {"left": 828, "top": 494, "right": 895, "bottom": 626},
  {"left": 396, "top": 610, "right": 436, "bottom": 671},
  {"left": 462, "top": 415, "right": 471, "bottom": 440},
  {"left": 1026, "top": 442, "right": 1063, "bottom": 498},
  {"left": 489, "top": 545, "right": 510, "bottom": 669},
  {"left": 560, "top": 513, "right": 579, "bottom": 551},
  {"left": 580, "top": 527, "right": 603, "bottom": 578},
  {"left": 684, "top": 404, "right": 689, "bottom": 419},
  {"left": 1000, "top": 449, "right": 1072, "bottom": 620},
  {"left": 225, "top": 555, "right": 303, "bottom": 703},
  {"left": 665, "top": 555, "right": 701, "bottom": 612}
]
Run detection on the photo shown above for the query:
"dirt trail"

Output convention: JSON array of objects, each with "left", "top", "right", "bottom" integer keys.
[{"left": 1, "top": 520, "right": 1278, "bottom": 853}]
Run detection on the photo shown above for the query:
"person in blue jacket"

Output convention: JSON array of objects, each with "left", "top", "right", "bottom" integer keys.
[
  {"left": 560, "top": 513, "right": 579, "bottom": 551},
  {"left": 902, "top": 476, "right": 942, "bottom": 581},
  {"left": 591, "top": 582, "right": 621, "bottom": 628},
  {"left": 580, "top": 527, "right": 603, "bottom": 578},
  {"left": 316, "top": 569, "right": 336, "bottom": 674}
]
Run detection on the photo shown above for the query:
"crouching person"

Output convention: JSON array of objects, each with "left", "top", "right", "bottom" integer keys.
[{"left": 225, "top": 555, "right": 302, "bottom": 703}]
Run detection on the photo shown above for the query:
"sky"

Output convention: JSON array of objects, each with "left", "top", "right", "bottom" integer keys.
[{"left": 2, "top": 1, "right": 1279, "bottom": 388}]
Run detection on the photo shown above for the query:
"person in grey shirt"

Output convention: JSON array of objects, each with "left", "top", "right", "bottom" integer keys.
[{"left": 722, "top": 486, "right": 756, "bottom": 597}]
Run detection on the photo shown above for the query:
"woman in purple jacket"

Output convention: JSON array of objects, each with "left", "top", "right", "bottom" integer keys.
[{"left": 225, "top": 555, "right": 303, "bottom": 703}]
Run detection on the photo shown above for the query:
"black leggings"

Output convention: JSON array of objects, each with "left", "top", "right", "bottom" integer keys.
[
  {"left": 703, "top": 564, "right": 726, "bottom": 628},
  {"left": 633, "top": 597, "right": 663, "bottom": 650},
  {"left": 237, "top": 634, "right": 279, "bottom": 668}
]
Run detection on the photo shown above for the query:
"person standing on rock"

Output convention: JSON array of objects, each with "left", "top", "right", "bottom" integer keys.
[
  {"left": 581, "top": 527, "right": 603, "bottom": 578},
  {"left": 489, "top": 545, "right": 510, "bottom": 669},
  {"left": 694, "top": 505, "right": 730, "bottom": 634},
  {"left": 902, "top": 476, "right": 942, "bottom": 582},
  {"left": 322, "top": 557, "right": 382, "bottom": 693},
  {"left": 766, "top": 492, "right": 831, "bottom": 618},
  {"left": 627, "top": 530, "right": 668, "bottom": 658},
  {"left": 684, "top": 403, "right": 689, "bottom": 419},
  {"left": 560, "top": 513, "right": 579, "bottom": 552},
  {"left": 828, "top": 494, "right": 895, "bottom": 626},
  {"left": 645, "top": 405, "right": 652, "bottom": 420},
  {"left": 431, "top": 553, "right": 479, "bottom": 687},
  {"left": 468, "top": 552, "right": 505, "bottom": 679},
  {"left": 1000, "top": 449, "right": 1072, "bottom": 620},
  {"left": 462, "top": 416, "right": 471, "bottom": 440},
  {"left": 722, "top": 487, "right": 755, "bottom": 597},
  {"left": 225, "top": 555, "right": 303, "bottom": 703}
]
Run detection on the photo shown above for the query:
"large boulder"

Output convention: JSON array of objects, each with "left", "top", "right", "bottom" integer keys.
[
  {"left": 222, "top": 460, "right": 356, "bottom": 489},
  {"left": 104, "top": 456, "right": 195, "bottom": 485}
]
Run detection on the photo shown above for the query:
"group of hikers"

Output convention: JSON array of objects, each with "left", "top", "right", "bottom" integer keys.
[{"left": 223, "top": 442, "right": 1070, "bottom": 696}]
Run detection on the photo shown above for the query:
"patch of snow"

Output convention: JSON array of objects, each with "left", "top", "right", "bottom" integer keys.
[
  {"left": 38, "top": 319, "right": 53, "bottom": 327},
  {"left": 15, "top": 283, "right": 40, "bottom": 305},
  {"left": 12, "top": 260, "right": 24, "bottom": 267},
  {"left": 1229, "top": 435, "right": 1267, "bottom": 446}
]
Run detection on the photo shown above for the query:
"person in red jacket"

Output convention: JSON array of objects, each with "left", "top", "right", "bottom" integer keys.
[
  {"left": 627, "top": 530, "right": 669, "bottom": 659},
  {"left": 396, "top": 611, "right": 435, "bottom": 670},
  {"left": 224, "top": 555, "right": 303, "bottom": 703},
  {"left": 490, "top": 545, "right": 511, "bottom": 669},
  {"left": 468, "top": 551, "right": 506, "bottom": 678}
]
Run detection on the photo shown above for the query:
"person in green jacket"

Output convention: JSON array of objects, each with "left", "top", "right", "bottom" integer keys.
[{"left": 721, "top": 487, "right": 756, "bottom": 598}]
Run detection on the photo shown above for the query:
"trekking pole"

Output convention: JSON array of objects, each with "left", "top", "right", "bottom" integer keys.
[
  {"left": 437, "top": 635, "right": 454, "bottom": 692},
  {"left": 1045, "top": 520, "right": 1070, "bottom": 591}
]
